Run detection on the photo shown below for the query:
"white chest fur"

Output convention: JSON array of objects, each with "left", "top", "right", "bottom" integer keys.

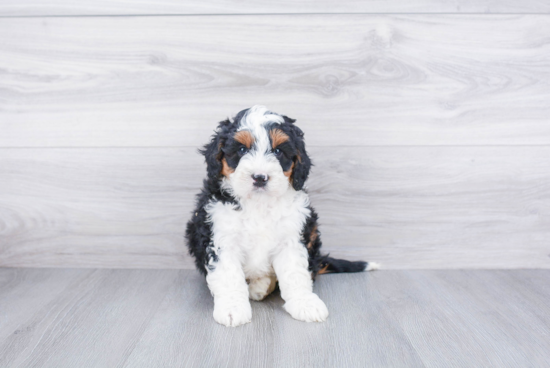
[{"left": 206, "top": 190, "right": 311, "bottom": 279}]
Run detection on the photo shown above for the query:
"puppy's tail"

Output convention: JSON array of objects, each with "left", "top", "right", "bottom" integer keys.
[{"left": 318, "top": 257, "right": 380, "bottom": 275}]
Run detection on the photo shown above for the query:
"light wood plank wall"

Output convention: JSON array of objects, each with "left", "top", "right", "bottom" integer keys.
[
  {"left": 1, "top": 3, "right": 549, "bottom": 269},
  {"left": 1, "top": 0, "right": 550, "bottom": 15}
]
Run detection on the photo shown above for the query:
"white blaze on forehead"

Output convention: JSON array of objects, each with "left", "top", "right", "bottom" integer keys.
[
  {"left": 238, "top": 105, "right": 284, "bottom": 129},
  {"left": 237, "top": 105, "right": 283, "bottom": 154}
]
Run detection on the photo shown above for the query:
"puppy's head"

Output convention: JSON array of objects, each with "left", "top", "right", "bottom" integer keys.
[{"left": 201, "top": 106, "right": 311, "bottom": 198}]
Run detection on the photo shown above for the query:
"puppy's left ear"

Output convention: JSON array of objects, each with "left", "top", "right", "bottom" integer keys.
[{"left": 285, "top": 116, "right": 312, "bottom": 191}]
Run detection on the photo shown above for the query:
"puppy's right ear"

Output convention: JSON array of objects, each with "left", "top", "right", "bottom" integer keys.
[{"left": 199, "top": 119, "right": 233, "bottom": 179}]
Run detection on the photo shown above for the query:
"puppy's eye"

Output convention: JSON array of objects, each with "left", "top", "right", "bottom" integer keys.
[
  {"left": 238, "top": 147, "right": 248, "bottom": 155},
  {"left": 273, "top": 148, "right": 282, "bottom": 157}
]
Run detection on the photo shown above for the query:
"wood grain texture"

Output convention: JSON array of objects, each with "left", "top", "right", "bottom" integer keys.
[
  {"left": 122, "top": 270, "right": 279, "bottom": 367},
  {"left": 271, "top": 271, "right": 425, "bottom": 368},
  {"left": 2, "top": 269, "right": 550, "bottom": 367},
  {"left": 377, "top": 270, "right": 550, "bottom": 367},
  {"left": 0, "top": 268, "right": 178, "bottom": 367},
  {"left": 0, "top": 268, "right": 94, "bottom": 342},
  {"left": 1, "top": 146, "right": 549, "bottom": 269},
  {"left": 1, "top": 15, "right": 550, "bottom": 147},
  {"left": 0, "top": 148, "right": 199, "bottom": 269},
  {"left": 1, "top": 0, "right": 550, "bottom": 16}
]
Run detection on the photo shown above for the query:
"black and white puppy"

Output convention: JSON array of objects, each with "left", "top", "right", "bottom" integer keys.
[{"left": 186, "top": 106, "right": 378, "bottom": 327}]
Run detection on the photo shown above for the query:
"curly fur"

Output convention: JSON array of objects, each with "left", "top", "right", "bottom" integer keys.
[{"left": 185, "top": 106, "right": 377, "bottom": 327}]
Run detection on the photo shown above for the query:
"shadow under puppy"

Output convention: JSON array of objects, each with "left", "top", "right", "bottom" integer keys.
[{"left": 186, "top": 106, "right": 378, "bottom": 327}]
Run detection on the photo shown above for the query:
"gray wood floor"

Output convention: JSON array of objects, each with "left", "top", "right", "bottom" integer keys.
[{"left": 1, "top": 268, "right": 549, "bottom": 367}]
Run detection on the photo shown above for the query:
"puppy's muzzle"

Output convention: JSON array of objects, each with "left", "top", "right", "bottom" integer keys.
[{"left": 252, "top": 174, "right": 269, "bottom": 188}]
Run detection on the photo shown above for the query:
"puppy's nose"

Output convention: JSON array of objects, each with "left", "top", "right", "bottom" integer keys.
[{"left": 252, "top": 174, "right": 269, "bottom": 187}]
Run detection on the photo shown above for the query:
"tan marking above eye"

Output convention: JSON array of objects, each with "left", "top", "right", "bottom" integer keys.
[
  {"left": 270, "top": 128, "right": 289, "bottom": 149},
  {"left": 234, "top": 130, "right": 255, "bottom": 148}
]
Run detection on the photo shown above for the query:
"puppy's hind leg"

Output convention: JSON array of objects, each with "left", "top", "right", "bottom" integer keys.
[{"left": 248, "top": 275, "right": 277, "bottom": 301}]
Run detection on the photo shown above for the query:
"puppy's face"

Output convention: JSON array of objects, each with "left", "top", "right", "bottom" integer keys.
[{"left": 201, "top": 106, "right": 311, "bottom": 199}]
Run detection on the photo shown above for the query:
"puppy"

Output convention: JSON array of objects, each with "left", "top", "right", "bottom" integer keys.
[{"left": 186, "top": 106, "right": 378, "bottom": 327}]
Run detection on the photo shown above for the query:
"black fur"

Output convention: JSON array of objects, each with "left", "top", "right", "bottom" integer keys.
[
  {"left": 185, "top": 118, "right": 239, "bottom": 275},
  {"left": 272, "top": 116, "right": 312, "bottom": 191},
  {"left": 200, "top": 118, "right": 236, "bottom": 180}
]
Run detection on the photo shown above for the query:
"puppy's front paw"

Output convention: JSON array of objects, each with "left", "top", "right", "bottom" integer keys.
[
  {"left": 213, "top": 299, "right": 252, "bottom": 327},
  {"left": 283, "top": 294, "right": 329, "bottom": 322}
]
